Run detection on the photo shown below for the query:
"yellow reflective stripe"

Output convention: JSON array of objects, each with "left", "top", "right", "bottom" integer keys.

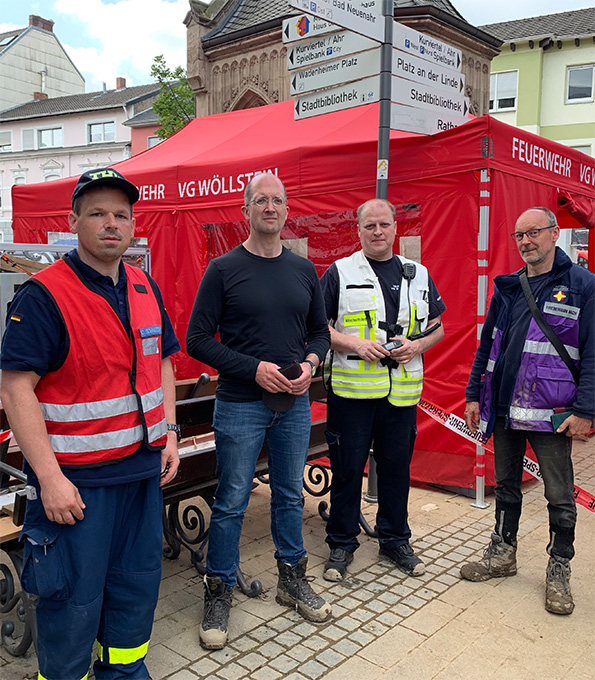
[
  {"left": 39, "top": 675, "right": 87, "bottom": 680},
  {"left": 407, "top": 304, "right": 417, "bottom": 337},
  {"left": 96, "top": 640, "right": 149, "bottom": 666}
]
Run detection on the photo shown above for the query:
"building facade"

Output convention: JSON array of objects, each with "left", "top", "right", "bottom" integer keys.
[
  {"left": 0, "top": 15, "right": 84, "bottom": 113},
  {"left": 0, "top": 80, "right": 159, "bottom": 241},
  {"left": 481, "top": 8, "right": 595, "bottom": 156},
  {"left": 184, "top": 0, "right": 501, "bottom": 119}
]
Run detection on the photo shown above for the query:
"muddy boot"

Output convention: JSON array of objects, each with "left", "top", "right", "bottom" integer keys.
[
  {"left": 545, "top": 555, "right": 574, "bottom": 615},
  {"left": 276, "top": 556, "right": 332, "bottom": 622},
  {"left": 460, "top": 533, "right": 517, "bottom": 581},
  {"left": 199, "top": 576, "right": 233, "bottom": 650}
]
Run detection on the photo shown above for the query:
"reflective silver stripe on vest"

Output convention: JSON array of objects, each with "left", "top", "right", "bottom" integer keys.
[
  {"left": 509, "top": 406, "right": 554, "bottom": 423},
  {"left": 523, "top": 340, "right": 579, "bottom": 360},
  {"left": 47, "top": 417, "right": 167, "bottom": 454},
  {"left": 486, "top": 359, "right": 495, "bottom": 373},
  {"left": 492, "top": 327, "right": 499, "bottom": 339},
  {"left": 39, "top": 388, "right": 164, "bottom": 423}
]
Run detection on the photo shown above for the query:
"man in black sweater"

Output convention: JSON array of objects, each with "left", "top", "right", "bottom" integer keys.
[{"left": 187, "top": 173, "right": 331, "bottom": 649}]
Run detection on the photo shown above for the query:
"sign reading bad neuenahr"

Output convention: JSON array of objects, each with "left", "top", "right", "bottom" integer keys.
[{"left": 288, "top": 0, "right": 384, "bottom": 42}]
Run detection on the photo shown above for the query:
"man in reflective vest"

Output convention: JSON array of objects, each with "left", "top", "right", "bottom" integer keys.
[
  {"left": 321, "top": 198, "right": 445, "bottom": 582},
  {"left": 460, "top": 207, "right": 595, "bottom": 615},
  {"left": 0, "top": 168, "right": 181, "bottom": 680}
]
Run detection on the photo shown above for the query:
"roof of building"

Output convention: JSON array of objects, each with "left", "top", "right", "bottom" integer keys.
[
  {"left": 480, "top": 7, "right": 595, "bottom": 41},
  {"left": 122, "top": 107, "right": 161, "bottom": 127},
  {"left": 193, "top": 0, "right": 469, "bottom": 43},
  {"left": 0, "top": 83, "right": 160, "bottom": 121}
]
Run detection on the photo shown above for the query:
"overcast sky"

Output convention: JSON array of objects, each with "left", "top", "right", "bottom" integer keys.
[{"left": 1, "top": 0, "right": 594, "bottom": 92}]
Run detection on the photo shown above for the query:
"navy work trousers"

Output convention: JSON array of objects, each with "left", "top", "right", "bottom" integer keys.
[
  {"left": 325, "top": 390, "right": 418, "bottom": 553},
  {"left": 21, "top": 475, "right": 163, "bottom": 680}
]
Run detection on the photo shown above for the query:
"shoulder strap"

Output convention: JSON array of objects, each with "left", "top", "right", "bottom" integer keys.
[{"left": 518, "top": 269, "right": 580, "bottom": 385}]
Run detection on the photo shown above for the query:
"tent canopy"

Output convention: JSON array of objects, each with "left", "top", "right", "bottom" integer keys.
[{"left": 11, "top": 101, "right": 595, "bottom": 489}]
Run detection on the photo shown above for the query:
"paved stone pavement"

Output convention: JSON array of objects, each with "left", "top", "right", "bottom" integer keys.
[{"left": 2, "top": 437, "right": 594, "bottom": 680}]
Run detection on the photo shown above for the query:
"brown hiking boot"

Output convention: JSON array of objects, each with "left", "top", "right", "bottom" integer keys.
[
  {"left": 545, "top": 555, "right": 574, "bottom": 615},
  {"left": 460, "top": 533, "right": 517, "bottom": 582},
  {"left": 276, "top": 556, "right": 332, "bottom": 622},
  {"left": 199, "top": 575, "right": 233, "bottom": 649}
]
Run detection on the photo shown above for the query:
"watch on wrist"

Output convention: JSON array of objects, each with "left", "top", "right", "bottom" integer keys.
[
  {"left": 167, "top": 423, "right": 182, "bottom": 442},
  {"left": 304, "top": 359, "right": 317, "bottom": 377}
]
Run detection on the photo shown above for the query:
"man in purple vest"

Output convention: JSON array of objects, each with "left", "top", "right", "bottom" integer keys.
[{"left": 460, "top": 207, "right": 594, "bottom": 615}]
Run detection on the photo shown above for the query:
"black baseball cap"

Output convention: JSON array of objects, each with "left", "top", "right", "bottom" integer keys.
[{"left": 71, "top": 167, "right": 139, "bottom": 208}]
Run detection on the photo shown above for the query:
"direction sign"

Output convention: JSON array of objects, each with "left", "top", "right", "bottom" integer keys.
[
  {"left": 391, "top": 75, "right": 468, "bottom": 117},
  {"left": 393, "top": 48, "right": 465, "bottom": 95},
  {"left": 288, "top": 0, "right": 384, "bottom": 42},
  {"left": 294, "top": 75, "right": 380, "bottom": 119},
  {"left": 390, "top": 104, "right": 468, "bottom": 135},
  {"left": 282, "top": 14, "right": 336, "bottom": 43},
  {"left": 393, "top": 22, "right": 462, "bottom": 72},
  {"left": 291, "top": 48, "right": 380, "bottom": 95},
  {"left": 287, "top": 30, "right": 378, "bottom": 71}
]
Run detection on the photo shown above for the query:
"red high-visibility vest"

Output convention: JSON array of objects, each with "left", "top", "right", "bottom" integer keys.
[{"left": 33, "top": 258, "right": 167, "bottom": 466}]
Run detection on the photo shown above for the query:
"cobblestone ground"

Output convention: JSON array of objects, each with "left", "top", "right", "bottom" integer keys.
[{"left": 2, "top": 437, "right": 594, "bottom": 680}]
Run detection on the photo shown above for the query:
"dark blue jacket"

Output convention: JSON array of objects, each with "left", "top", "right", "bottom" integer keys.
[{"left": 466, "top": 248, "right": 595, "bottom": 438}]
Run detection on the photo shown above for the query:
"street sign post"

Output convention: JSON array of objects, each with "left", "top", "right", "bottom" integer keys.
[
  {"left": 288, "top": 0, "right": 384, "bottom": 42},
  {"left": 282, "top": 14, "right": 336, "bottom": 43},
  {"left": 294, "top": 75, "right": 380, "bottom": 119},
  {"left": 287, "top": 30, "right": 378, "bottom": 70},
  {"left": 392, "top": 48, "right": 464, "bottom": 95},
  {"left": 290, "top": 48, "right": 380, "bottom": 95},
  {"left": 393, "top": 21, "right": 462, "bottom": 72}
]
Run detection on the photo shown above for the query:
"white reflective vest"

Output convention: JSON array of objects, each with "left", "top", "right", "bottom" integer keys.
[{"left": 328, "top": 250, "right": 429, "bottom": 407}]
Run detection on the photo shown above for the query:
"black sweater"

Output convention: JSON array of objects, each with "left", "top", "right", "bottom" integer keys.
[{"left": 186, "top": 245, "right": 330, "bottom": 401}]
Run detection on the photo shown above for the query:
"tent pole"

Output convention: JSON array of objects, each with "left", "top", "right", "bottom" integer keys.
[
  {"left": 471, "top": 168, "right": 491, "bottom": 509},
  {"left": 375, "top": 0, "right": 393, "bottom": 199}
]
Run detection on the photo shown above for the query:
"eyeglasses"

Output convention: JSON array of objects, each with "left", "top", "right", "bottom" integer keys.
[
  {"left": 249, "top": 196, "right": 286, "bottom": 208},
  {"left": 510, "top": 225, "right": 556, "bottom": 242}
]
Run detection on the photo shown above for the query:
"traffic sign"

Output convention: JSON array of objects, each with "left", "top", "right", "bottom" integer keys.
[
  {"left": 287, "top": 30, "right": 378, "bottom": 71},
  {"left": 391, "top": 75, "right": 468, "bottom": 117},
  {"left": 290, "top": 48, "right": 380, "bottom": 95},
  {"left": 393, "top": 48, "right": 465, "bottom": 95},
  {"left": 294, "top": 75, "right": 380, "bottom": 119},
  {"left": 282, "top": 14, "right": 336, "bottom": 43},
  {"left": 288, "top": 0, "right": 384, "bottom": 42},
  {"left": 393, "top": 21, "right": 462, "bottom": 72},
  {"left": 390, "top": 104, "right": 468, "bottom": 135}
]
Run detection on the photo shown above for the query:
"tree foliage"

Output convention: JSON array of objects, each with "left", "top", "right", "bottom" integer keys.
[{"left": 150, "top": 55, "right": 195, "bottom": 139}]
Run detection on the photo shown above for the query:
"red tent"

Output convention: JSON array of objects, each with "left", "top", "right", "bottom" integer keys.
[{"left": 11, "top": 100, "right": 595, "bottom": 489}]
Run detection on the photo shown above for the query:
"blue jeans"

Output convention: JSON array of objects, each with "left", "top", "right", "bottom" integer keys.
[
  {"left": 207, "top": 395, "right": 311, "bottom": 587},
  {"left": 493, "top": 417, "right": 576, "bottom": 556}
]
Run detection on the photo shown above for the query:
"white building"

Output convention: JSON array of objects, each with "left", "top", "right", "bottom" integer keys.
[
  {"left": 0, "top": 80, "right": 160, "bottom": 241},
  {"left": 0, "top": 15, "right": 84, "bottom": 113}
]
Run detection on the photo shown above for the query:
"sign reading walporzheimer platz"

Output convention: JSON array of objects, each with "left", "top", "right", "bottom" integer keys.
[{"left": 291, "top": 48, "right": 380, "bottom": 94}]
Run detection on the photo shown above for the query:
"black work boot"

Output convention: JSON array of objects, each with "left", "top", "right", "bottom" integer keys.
[
  {"left": 379, "top": 543, "right": 425, "bottom": 576},
  {"left": 199, "top": 575, "right": 233, "bottom": 649},
  {"left": 323, "top": 548, "right": 354, "bottom": 582},
  {"left": 276, "top": 556, "right": 332, "bottom": 622}
]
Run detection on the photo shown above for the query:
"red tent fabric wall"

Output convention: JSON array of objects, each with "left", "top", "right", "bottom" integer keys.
[{"left": 11, "top": 103, "right": 595, "bottom": 489}]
